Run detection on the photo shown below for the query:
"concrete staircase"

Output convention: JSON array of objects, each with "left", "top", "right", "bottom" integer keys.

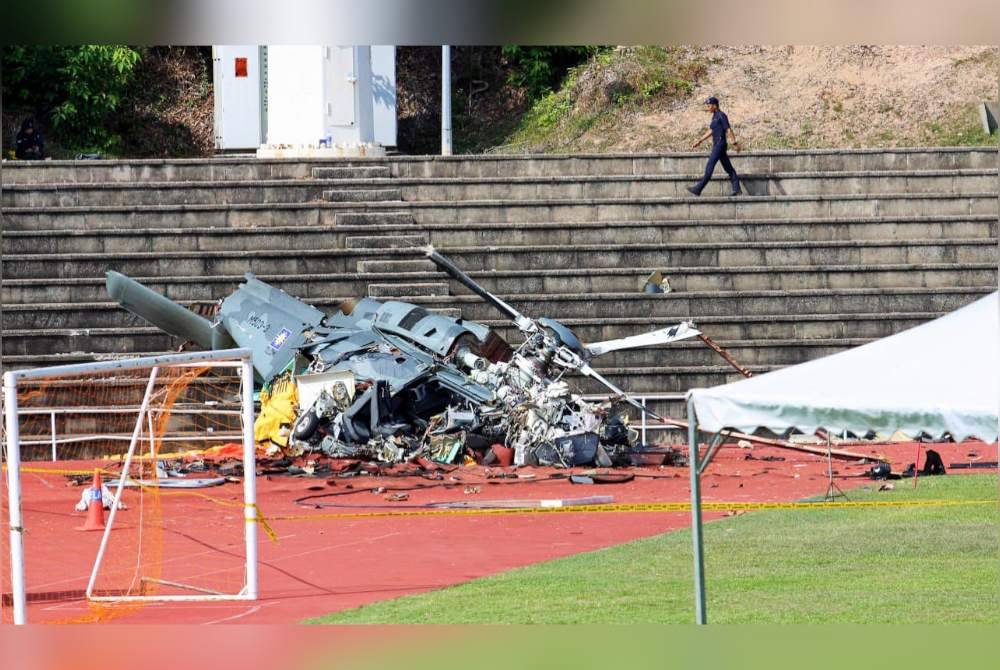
[{"left": 3, "top": 147, "right": 996, "bottom": 417}]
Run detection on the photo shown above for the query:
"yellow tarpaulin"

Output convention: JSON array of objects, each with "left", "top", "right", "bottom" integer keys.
[{"left": 254, "top": 373, "right": 298, "bottom": 447}]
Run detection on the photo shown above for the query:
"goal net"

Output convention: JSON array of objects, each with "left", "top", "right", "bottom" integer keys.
[{"left": 1, "top": 349, "right": 258, "bottom": 624}]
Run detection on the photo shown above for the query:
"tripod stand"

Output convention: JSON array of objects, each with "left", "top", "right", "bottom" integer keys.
[{"left": 822, "top": 432, "right": 849, "bottom": 501}]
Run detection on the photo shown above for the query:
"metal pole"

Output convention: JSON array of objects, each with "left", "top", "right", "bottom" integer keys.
[
  {"left": 148, "top": 409, "right": 156, "bottom": 460},
  {"left": 86, "top": 366, "right": 160, "bottom": 599},
  {"left": 8, "top": 348, "right": 250, "bottom": 382},
  {"left": 50, "top": 411, "right": 57, "bottom": 461},
  {"left": 687, "top": 396, "right": 707, "bottom": 624},
  {"left": 441, "top": 45, "right": 453, "bottom": 156},
  {"left": 241, "top": 358, "right": 259, "bottom": 599},
  {"left": 641, "top": 397, "right": 648, "bottom": 445},
  {"left": 3, "top": 372, "right": 27, "bottom": 624}
]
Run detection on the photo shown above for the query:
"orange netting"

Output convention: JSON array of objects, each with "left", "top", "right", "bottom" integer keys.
[{"left": 2, "top": 360, "right": 253, "bottom": 624}]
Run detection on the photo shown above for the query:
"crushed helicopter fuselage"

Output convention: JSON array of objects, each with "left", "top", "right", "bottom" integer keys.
[{"left": 106, "top": 248, "right": 701, "bottom": 467}]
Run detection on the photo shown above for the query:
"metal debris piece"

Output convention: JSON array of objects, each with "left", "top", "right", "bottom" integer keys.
[
  {"left": 697, "top": 332, "right": 753, "bottom": 378},
  {"left": 431, "top": 495, "right": 615, "bottom": 510}
]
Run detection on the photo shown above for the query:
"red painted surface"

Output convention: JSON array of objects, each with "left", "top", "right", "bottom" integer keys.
[{"left": 5, "top": 440, "right": 994, "bottom": 624}]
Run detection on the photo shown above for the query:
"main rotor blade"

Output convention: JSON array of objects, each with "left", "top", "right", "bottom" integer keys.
[
  {"left": 586, "top": 321, "right": 701, "bottom": 357},
  {"left": 579, "top": 363, "right": 664, "bottom": 422},
  {"left": 425, "top": 247, "right": 536, "bottom": 333}
]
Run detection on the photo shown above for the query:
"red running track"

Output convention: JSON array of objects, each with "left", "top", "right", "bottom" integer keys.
[{"left": 3, "top": 440, "right": 994, "bottom": 624}]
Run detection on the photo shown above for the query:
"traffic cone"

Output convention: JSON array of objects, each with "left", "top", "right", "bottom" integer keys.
[{"left": 76, "top": 468, "right": 106, "bottom": 532}]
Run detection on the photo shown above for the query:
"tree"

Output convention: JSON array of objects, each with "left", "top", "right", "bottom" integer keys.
[{"left": 3, "top": 45, "right": 141, "bottom": 151}]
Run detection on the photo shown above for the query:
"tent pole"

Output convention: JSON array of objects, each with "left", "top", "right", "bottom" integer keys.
[
  {"left": 698, "top": 429, "right": 725, "bottom": 476},
  {"left": 687, "top": 397, "right": 707, "bottom": 624}
]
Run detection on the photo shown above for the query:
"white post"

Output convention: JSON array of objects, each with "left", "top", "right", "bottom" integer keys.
[
  {"left": 3, "top": 372, "right": 27, "bottom": 624},
  {"left": 641, "top": 397, "right": 648, "bottom": 445},
  {"left": 50, "top": 411, "right": 57, "bottom": 461},
  {"left": 441, "top": 45, "right": 452, "bottom": 156},
  {"left": 86, "top": 366, "right": 160, "bottom": 599},
  {"left": 240, "top": 358, "right": 259, "bottom": 599},
  {"left": 687, "top": 396, "right": 707, "bottom": 624}
]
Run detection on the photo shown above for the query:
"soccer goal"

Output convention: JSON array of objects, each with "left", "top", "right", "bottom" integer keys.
[{"left": 1, "top": 349, "right": 258, "bottom": 625}]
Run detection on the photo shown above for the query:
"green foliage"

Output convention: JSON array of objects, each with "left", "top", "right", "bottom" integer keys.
[
  {"left": 502, "top": 46, "right": 711, "bottom": 152},
  {"left": 500, "top": 46, "right": 601, "bottom": 99},
  {"left": 527, "top": 87, "right": 573, "bottom": 130},
  {"left": 3, "top": 45, "right": 141, "bottom": 152},
  {"left": 922, "top": 103, "right": 999, "bottom": 147}
]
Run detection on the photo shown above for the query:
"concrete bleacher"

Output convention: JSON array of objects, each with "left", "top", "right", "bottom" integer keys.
[{"left": 2, "top": 147, "right": 996, "bottom": 416}]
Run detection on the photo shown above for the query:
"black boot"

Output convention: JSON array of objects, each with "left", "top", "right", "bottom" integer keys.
[{"left": 686, "top": 186, "right": 701, "bottom": 196}]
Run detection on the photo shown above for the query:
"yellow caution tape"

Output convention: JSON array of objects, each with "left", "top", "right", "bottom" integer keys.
[
  {"left": 7, "top": 460, "right": 993, "bottom": 542},
  {"left": 262, "top": 498, "right": 996, "bottom": 522},
  {"left": 11, "top": 465, "right": 117, "bottom": 476}
]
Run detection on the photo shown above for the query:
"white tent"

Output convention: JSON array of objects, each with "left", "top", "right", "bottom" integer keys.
[
  {"left": 688, "top": 291, "right": 1000, "bottom": 443},
  {"left": 683, "top": 291, "right": 999, "bottom": 624}
]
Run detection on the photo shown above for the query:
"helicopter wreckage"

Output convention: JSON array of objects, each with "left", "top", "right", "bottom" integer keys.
[{"left": 107, "top": 249, "right": 711, "bottom": 469}]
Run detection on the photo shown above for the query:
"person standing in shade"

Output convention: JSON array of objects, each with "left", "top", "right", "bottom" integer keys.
[
  {"left": 687, "top": 96, "right": 742, "bottom": 196},
  {"left": 14, "top": 118, "right": 45, "bottom": 160}
]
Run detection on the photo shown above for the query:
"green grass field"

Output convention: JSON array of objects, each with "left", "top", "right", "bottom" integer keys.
[{"left": 310, "top": 474, "right": 999, "bottom": 624}]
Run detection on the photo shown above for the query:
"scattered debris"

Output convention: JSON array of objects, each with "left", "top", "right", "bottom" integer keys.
[
  {"left": 384, "top": 492, "right": 410, "bottom": 502},
  {"left": 104, "top": 477, "right": 226, "bottom": 489},
  {"left": 744, "top": 453, "right": 785, "bottom": 462},
  {"left": 867, "top": 462, "right": 894, "bottom": 480},
  {"left": 696, "top": 332, "right": 753, "bottom": 378},
  {"left": 109, "top": 249, "right": 705, "bottom": 471},
  {"left": 431, "top": 495, "right": 614, "bottom": 510},
  {"left": 948, "top": 461, "right": 998, "bottom": 470},
  {"left": 74, "top": 482, "right": 126, "bottom": 511},
  {"left": 902, "top": 449, "right": 948, "bottom": 478},
  {"left": 642, "top": 270, "right": 671, "bottom": 294}
]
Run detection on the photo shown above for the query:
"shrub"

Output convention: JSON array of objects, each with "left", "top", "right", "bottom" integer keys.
[
  {"left": 500, "top": 46, "right": 601, "bottom": 99},
  {"left": 2, "top": 45, "right": 142, "bottom": 152}
]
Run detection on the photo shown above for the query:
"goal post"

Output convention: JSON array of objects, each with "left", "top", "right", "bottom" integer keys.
[{"left": 2, "top": 349, "right": 258, "bottom": 625}]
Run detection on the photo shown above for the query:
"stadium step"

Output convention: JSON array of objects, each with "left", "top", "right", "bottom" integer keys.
[
  {"left": 0, "top": 329, "right": 873, "bottom": 367},
  {"left": 0, "top": 313, "right": 947, "bottom": 358},
  {"left": 335, "top": 212, "right": 415, "bottom": 226},
  {"left": 0, "top": 179, "right": 406, "bottom": 208},
  {"left": 322, "top": 188, "right": 402, "bottom": 202},
  {"left": 5, "top": 192, "right": 994, "bottom": 231},
  {"left": 6, "top": 263, "right": 992, "bottom": 304},
  {"left": 4, "top": 216, "right": 994, "bottom": 256},
  {"left": 2, "top": 288, "right": 989, "bottom": 330},
  {"left": 367, "top": 282, "right": 450, "bottom": 298},
  {"left": 344, "top": 233, "right": 428, "bottom": 249},
  {"left": 4, "top": 240, "right": 993, "bottom": 280},
  {"left": 310, "top": 166, "right": 391, "bottom": 179},
  {"left": 5, "top": 147, "right": 994, "bottom": 184},
  {"left": 4, "top": 169, "right": 996, "bottom": 208}
]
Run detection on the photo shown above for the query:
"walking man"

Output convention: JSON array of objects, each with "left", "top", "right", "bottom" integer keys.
[{"left": 687, "top": 96, "right": 742, "bottom": 196}]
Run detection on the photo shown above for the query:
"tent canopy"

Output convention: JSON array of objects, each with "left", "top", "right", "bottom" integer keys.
[{"left": 688, "top": 292, "right": 999, "bottom": 443}]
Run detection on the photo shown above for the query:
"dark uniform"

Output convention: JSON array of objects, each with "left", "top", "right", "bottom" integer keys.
[
  {"left": 691, "top": 109, "right": 741, "bottom": 196},
  {"left": 15, "top": 119, "right": 45, "bottom": 160}
]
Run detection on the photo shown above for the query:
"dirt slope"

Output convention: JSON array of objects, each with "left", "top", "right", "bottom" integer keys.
[{"left": 502, "top": 45, "right": 999, "bottom": 153}]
